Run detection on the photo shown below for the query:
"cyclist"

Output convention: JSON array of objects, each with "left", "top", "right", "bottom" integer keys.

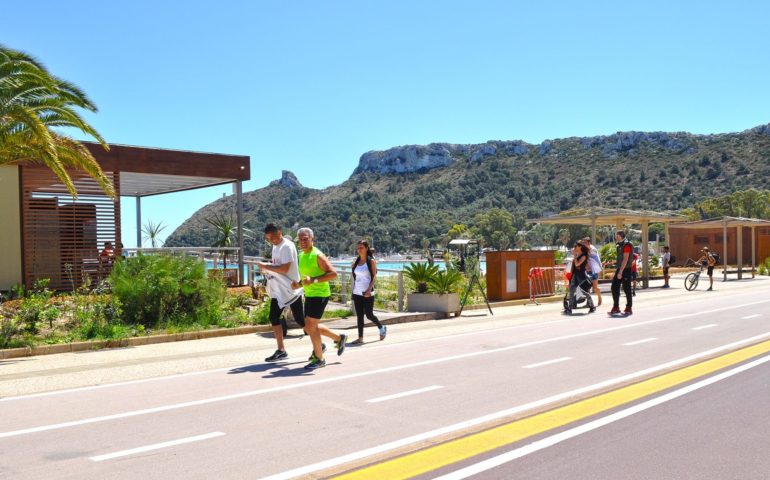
[{"left": 696, "top": 247, "right": 717, "bottom": 291}]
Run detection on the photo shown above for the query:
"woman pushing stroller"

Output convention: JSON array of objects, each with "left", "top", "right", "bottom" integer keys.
[{"left": 563, "top": 241, "right": 596, "bottom": 315}]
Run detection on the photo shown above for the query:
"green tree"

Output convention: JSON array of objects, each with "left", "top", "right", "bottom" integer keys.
[
  {"left": 474, "top": 208, "right": 515, "bottom": 251},
  {"left": 142, "top": 220, "right": 167, "bottom": 248},
  {"left": 0, "top": 44, "right": 113, "bottom": 197},
  {"left": 205, "top": 214, "right": 254, "bottom": 268}
]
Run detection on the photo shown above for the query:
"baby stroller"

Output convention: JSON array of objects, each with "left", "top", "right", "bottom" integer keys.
[{"left": 563, "top": 271, "right": 595, "bottom": 314}]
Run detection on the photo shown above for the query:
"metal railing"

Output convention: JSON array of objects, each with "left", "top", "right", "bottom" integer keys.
[
  {"left": 528, "top": 266, "right": 567, "bottom": 305},
  {"left": 331, "top": 266, "right": 405, "bottom": 312}
]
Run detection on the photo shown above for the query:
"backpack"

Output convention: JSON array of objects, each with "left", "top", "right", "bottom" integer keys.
[
  {"left": 669, "top": 255, "right": 676, "bottom": 264},
  {"left": 711, "top": 253, "right": 720, "bottom": 265}
]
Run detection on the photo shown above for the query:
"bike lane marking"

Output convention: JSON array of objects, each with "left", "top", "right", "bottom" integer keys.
[
  {"left": 332, "top": 339, "right": 770, "bottom": 480},
  {"left": 367, "top": 386, "right": 444, "bottom": 404},
  {"left": 622, "top": 338, "right": 657, "bottom": 346},
  {"left": 258, "top": 331, "right": 770, "bottom": 480},
  {"left": 89, "top": 432, "right": 225, "bottom": 462},
  {"left": 2, "top": 300, "right": 769, "bottom": 440},
  {"left": 522, "top": 357, "right": 572, "bottom": 369},
  {"left": 693, "top": 324, "right": 718, "bottom": 330}
]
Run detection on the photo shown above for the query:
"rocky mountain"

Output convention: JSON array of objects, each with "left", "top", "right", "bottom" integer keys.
[{"left": 165, "top": 123, "right": 770, "bottom": 256}]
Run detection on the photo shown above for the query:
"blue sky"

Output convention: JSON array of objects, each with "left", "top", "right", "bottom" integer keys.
[{"left": 4, "top": 1, "right": 769, "bottom": 246}]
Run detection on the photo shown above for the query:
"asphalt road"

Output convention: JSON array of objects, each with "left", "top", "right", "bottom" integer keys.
[{"left": 1, "top": 277, "right": 769, "bottom": 479}]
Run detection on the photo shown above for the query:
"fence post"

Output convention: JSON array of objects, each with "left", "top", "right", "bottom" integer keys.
[
  {"left": 397, "top": 272, "right": 404, "bottom": 312},
  {"left": 340, "top": 268, "right": 348, "bottom": 305}
]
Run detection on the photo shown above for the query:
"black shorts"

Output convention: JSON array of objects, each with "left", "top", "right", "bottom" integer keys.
[
  {"left": 632, "top": 271, "right": 638, "bottom": 280},
  {"left": 304, "top": 296, "right": 329, "bottom": 319},
  {"left": 707, "top": 266, "right": 714, "bottom": 277},
  {"left": 663, "top": 267, "right": 670, "bottom": 276},
  {"left": 269, "top": 297, "right": 305, "bottom": 328}
]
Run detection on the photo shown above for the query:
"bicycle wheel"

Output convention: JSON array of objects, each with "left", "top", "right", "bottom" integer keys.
[{"left": 684, "top": 273, "right": 699, "bottom": 291}]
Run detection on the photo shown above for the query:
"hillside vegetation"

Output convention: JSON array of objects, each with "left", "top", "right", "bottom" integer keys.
[{"left": 165, "top": 124, "right": 770, "bottom": 256}]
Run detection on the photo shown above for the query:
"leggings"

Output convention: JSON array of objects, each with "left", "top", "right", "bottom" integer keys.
[{"left": 352, "top": 294, "right": 383, "bottom": 338}]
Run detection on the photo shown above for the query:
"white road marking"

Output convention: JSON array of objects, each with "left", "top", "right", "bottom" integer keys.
[
  {"left": 523, "top": 357, "right": 572, "bottom": 369},
  {"left": 367, "top": 386, "right": 444, "bottom": 403},
  {"left": 432, "top": 354, "right": 770, "bottom": 480},
  {"left": 692, "top": 324, "right": 718, "bottom": 330},
  {"left": 622, "top": 338, "right": 657, "bottom": 346},
  {"left": 257, "top": 332, "right": 770, "bottom": 480},
  {"left": 3, "top": 299, "right": 770, "bottom": 439},
  {"left": 89, "top": 432, "right": 225, "bottom": 462},
  {"left": 742, "top": 314, "right": 761, "bottom": 320},
  {"left": 3, "top": 298, "right": 768, "bottom": 403}
]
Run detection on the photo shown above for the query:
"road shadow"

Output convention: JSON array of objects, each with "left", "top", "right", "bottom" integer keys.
[
  {"left": 228, "top": 361, "right": 304, "bottom": 375},
  {"left": 261, "top": 361, "right": 342, "bottom": 378}
]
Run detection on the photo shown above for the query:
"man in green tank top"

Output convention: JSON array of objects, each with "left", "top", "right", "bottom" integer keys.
[{"left": 293, "top": 227, "right": 348, "bottom": 370}]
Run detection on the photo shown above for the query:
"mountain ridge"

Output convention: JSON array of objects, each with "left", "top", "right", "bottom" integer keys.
[{"left": 165, "top": 123, "right": 770, "bottom": 255}]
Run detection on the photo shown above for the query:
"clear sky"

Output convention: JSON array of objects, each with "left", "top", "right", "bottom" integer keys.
[{"left": 4, "top": 1, "right": 769, "bottom": 246}]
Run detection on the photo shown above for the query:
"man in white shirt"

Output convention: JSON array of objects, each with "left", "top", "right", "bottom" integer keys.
[{"left": 257, "top": 223, "right": 304, "bottom": 362}]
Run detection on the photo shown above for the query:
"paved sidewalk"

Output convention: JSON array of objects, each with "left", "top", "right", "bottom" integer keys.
[{"left": 1, "top": 275, "right": 767, "bottom": 398}]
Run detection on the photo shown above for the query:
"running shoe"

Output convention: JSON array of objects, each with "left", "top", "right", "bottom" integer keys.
[
  {"left": 622, "top": 307, "right": 633, "bottom": 316},
  {"left": 265, "top": 349, "right": 287, "bottom": 362},
  {"left": 607, "top": 307, "right": 621, "bottom": 316},
  {"left": 308, "top": 343, "right": 326, "bottom": 361},
  {"left": 304, "top": 356, "right": 326, "bottom": 370},
  {"left": 588, "top": 307, "right": 596, "bottom": 313},
  {"left": 336, "top": 333, "right": 348, "bottom": 356},
  {"left": 379, "top": 326, "right": 387, "bottom": 341}
]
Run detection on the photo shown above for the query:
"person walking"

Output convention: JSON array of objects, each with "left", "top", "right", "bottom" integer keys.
[
  {"left": 661, "top": 246, "right": 672, "bottom": 288},
  {"left": 609, "top": 231, "right": 634, "bottom": 316},
  {"left": 351, "top": 240, "right": 386, "bottom": 344},
  {"left": 697, "top": 247, "right": 717, "bottom": 291},
  {"left": 582, "top": 236, "right": 603, "bottom": 306},
  {"left": 293, "top": 227, "right": 348, "bottom": 370},
  {"left": 564, "top": 241, "right": 595, "bottom": 315},
  {"left": 258, "top": 224, "right": 305, "bottom": 362}
]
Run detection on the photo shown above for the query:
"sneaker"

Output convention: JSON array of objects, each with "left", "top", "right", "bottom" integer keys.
[
  {"left": 588, "top": 307, "right": 596, "bottom": 313},
  {"left": 707, "top": 287, "right": 713, "bottom": 291},
  {"left": 563, "top": 309, "right": 572, "bottom": 315},
  {"left": 379, "top": 326, "right": 387, "bottom": 341},
  {"left": 304, "top": 356, "right": 326, "bottom": 370},
  {"left": 265, "top": 349, "right": 288, "bottom": 362},
  {"left": 622, "top": 307, "right": 633, "bottom": 316},
  {"left": 335, "top": 333, "right": 348, "bottom": 356},
  {"left": 662, "top": 285, "right": 670, "bottom": 289},
  {"left": 608, "top": 307, "right": 621, "bottom": 316},
  {"left": 308, "top": 343, "right": 326, "bottom": 361}
]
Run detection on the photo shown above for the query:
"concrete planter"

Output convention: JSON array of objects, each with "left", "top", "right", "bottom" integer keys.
[{"left": 407, "top": 293, "right": 460, "bottom": 315}]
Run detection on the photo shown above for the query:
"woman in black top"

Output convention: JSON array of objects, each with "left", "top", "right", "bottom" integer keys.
[{"left": 565, "top": 242, "right": 595, "bottom": 314}]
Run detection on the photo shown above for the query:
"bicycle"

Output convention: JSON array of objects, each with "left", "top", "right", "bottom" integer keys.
[{"left": 684, "top": 264, "right": 705, "bottom": 291}]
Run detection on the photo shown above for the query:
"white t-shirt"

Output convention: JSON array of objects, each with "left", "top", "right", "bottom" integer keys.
[
  {"left": 587, "top": 245, "right": 603, "bottom": 274},
  {"left": 272, "top": 236, "right": 300, "bottom": 283},
  {"left": 661, "top": 252, "right": 671, "bottom": 267},
  {"left": 352, "top": 263, "right": 372, "bottom": 296}
]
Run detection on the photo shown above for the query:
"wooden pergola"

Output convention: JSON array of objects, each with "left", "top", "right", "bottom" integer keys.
[
  {"left": 18, "top": 143, "right": 250, "bottom": 290},
  {"left": 669, "top": 216, "right": 770, "bottom": 281},
  {"left": 528, "top": 208, "right": 687, "bottom": 288}
]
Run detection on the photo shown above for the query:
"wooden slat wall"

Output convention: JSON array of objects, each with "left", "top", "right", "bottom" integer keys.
[{"left": 20, "top": 166, "right": 120, "bottom": 291}]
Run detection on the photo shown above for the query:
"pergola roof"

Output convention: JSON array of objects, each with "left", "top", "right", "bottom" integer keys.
[
  {"left": 669, "top": 216, "right": 770, "bottom": 229},
  {"left": 84, "top": 142, "right": 251, "bottom": 197},
  {"left": 528, "top": 208, "right": 686, "bottom": 225}
]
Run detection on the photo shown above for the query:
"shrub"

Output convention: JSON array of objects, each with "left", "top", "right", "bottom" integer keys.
[
  {"left": 427, "top": 268, "right": 464, "bottom": 294},
  {"left": 403, "top": 263, "right": 440, "bottom": 293},
  {"left": 110, "top": 254, "right": 225, "bottom": 327}
]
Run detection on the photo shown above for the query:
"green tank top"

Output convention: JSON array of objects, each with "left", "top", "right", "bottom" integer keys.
[{"left": 298, "top": 246, "right": 331, "bottom": 297}]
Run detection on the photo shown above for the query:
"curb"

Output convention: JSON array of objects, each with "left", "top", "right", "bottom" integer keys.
[{"left": 0, "top": 298, "right": 566, "bottom": 360}]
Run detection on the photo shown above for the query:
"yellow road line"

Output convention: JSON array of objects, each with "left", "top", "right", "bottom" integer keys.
[{"left": 334, "top": 339, "right": 770, "bottom": 480}]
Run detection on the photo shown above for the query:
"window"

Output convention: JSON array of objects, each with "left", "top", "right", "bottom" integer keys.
[{"left": 694, "top": 235, "right": 709, "bottom": 245}]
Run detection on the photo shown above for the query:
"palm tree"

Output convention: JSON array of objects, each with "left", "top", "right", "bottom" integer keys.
[
  {"left": 0, "top": 44, "right": 113, "bottom": 197},
  {"left": 205, "top": 214, "right": 254, "bottom": 268},
  {"left": 142, "top": 220, "right": 167, "bottom": 248}
]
